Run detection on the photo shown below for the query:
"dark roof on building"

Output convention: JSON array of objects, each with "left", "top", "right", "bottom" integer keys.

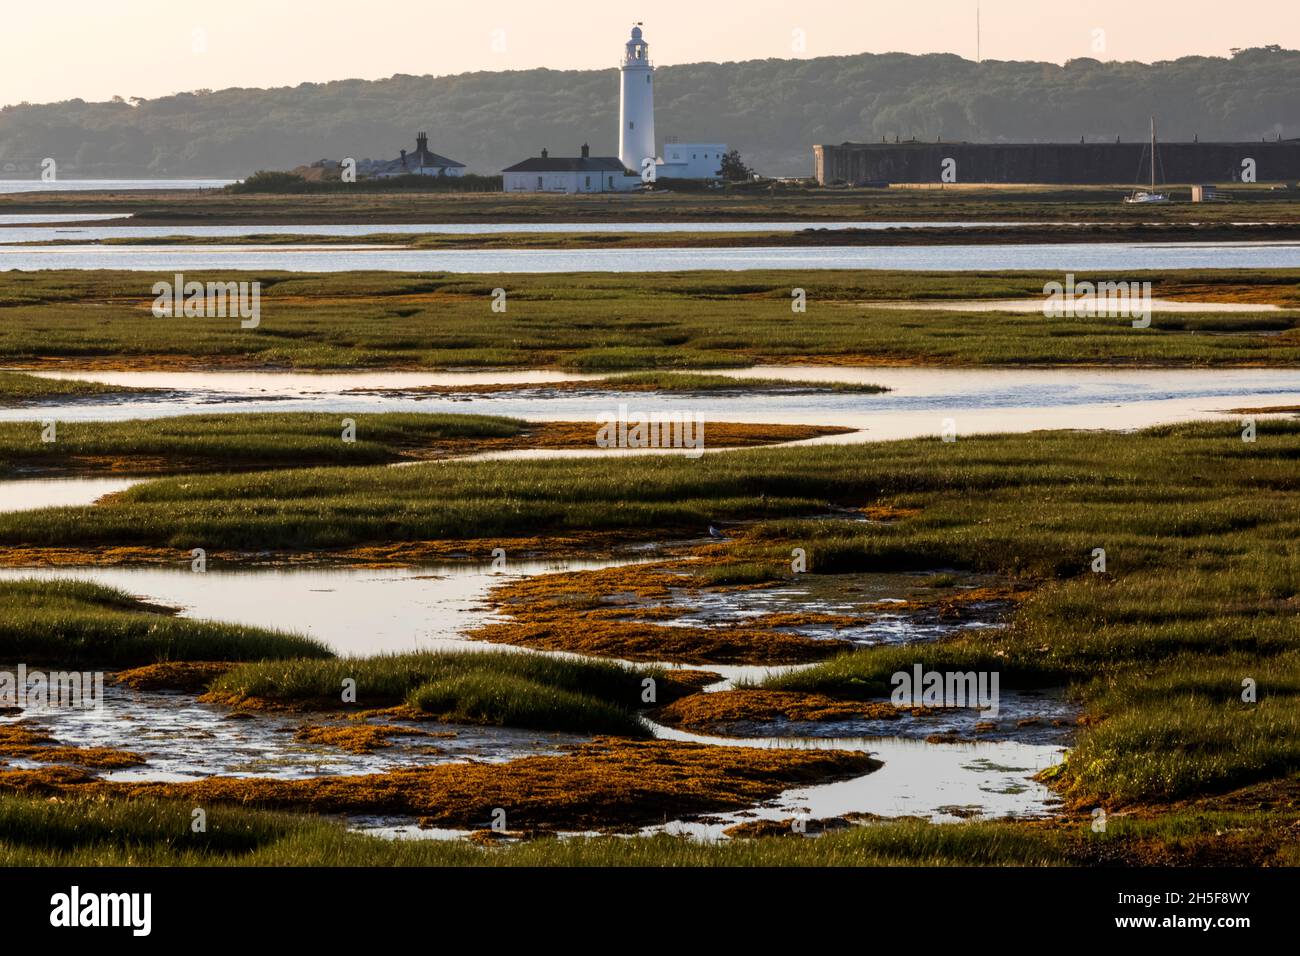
[
  {"left": 376, "top": 153, "right": 465, "bottom": 174},
  {"left": 417, "top": 151, "right": 465, "bottom": 168},
  {"left": 503, "top": 156, "right": 627, "bottom": 173},
  {"left": 376, "top": 132, "right": 465, "bottom": 174}
]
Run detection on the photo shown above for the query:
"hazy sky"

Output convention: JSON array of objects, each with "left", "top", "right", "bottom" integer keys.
[{"left": 2, "top": 0, "right": 1297, "bottom": 107}]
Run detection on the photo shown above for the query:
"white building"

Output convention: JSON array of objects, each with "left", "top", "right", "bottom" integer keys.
[
  {"left": 659, "top": 142, "right": 728, "bottom": 179},
  {"left": 502, "top": 145, "right": 639, "bottom": 193}
]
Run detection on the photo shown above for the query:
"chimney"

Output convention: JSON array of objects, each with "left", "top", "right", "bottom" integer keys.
[
  {"left": 416, "top": 132, "right": 428, "bottom": 153},
  {"left": 541, "top": 148, "right": 549, "bottom": 159},
  {"left": 581, "top": 143, "right": 590, "bottom": 158}
]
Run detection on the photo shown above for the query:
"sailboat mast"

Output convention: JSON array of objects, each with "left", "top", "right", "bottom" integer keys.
[{"left": 1150, "top": 117, "right": 1157, "bottom": 191}]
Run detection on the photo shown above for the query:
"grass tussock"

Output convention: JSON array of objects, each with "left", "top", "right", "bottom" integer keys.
[
  {"left": 0, "top": 578, "right": 330, "bottom": 666},
  {"left": 206, "top": 650, "right": 679, "bottom": 737},
  {"left": 0, "top": 412, "right": 523, "bottom": 478},
  {"left": 0, "top": 371, "right": 150, "bottom": 405}
]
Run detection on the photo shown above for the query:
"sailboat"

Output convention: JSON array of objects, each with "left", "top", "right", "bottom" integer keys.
[{"left": 1125, "top": 117, "right": 1170, "bottom": 204}]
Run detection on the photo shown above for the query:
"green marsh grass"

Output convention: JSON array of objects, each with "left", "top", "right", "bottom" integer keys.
[
  {"left": 211, "top": 650, "right": 661, "bottom": 736},
  {"left": 0, "top": 578, "right": 330, "bottom": 666},
  {"left": 1, "top": 269, "right": 1297, "bottom": 370},
  {"left": 3, "top": 793, "right": 1294, "bottom": 866},
  {"left": 0, "top": 794, "right": 1066, "bottom": 866},
  {"left": 5, "top": 184, "right": 1298, "bottom": 229},
  {"left": 0, "top": 412, "right": 523, "bottom": 477},
  {"left": 0, "top": 370, "right": 148, "bottom": 405},
  {"left": 408, "top": 671, "right": 644, "bottom": 736}
]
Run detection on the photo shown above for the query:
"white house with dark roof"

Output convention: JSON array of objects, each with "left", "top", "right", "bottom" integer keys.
[
  {"left": 502, "top": 145, "right": 638, "bottom": 193},
  {"left": 371, "top": 132, "right": 466, "bottom": 178}
]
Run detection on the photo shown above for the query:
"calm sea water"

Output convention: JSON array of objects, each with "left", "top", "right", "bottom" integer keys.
[
  {"left": 0, "top": 179, "right": 234, "bottom": 194},
  {"left": 0, "top": 220, "right": 1039, "bottom": 244},
  {"left": 2, "top": 240, "right": 1298, "bottom": 272}
]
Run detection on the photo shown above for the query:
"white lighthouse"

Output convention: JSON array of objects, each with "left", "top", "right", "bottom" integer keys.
[{"left": 618, "top": 24, "right": 657, "bottom": 174}]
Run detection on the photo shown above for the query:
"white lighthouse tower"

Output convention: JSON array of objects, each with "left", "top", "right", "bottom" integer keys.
[{"left": 618, "top": 24, "right": 656, "bottom": 174}]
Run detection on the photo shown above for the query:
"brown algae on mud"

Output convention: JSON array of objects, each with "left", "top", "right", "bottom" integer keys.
[
  {"left": 470, "top": 575, "right": 840, "bottom": 662},
  {"left": 0, "top": 532, "right": 693, "bottom": 569},
  {"left": 653, "top": 690, "right": 911, "bottom": 730},
  {"left": 0, "top": 738, "right": 880, "bottom": 832},
  {"left": 469, "top": 618, "right": 836, "bottom": 666},
  {"left": 472, "top": 561, "right": 1025, "bottom": 666},
  {"left": 293, "top": 722, "right": 449, "bottom": 755},
  {"left": 470, "top": 560, "right": 837, "bottom": 665},
  {"left": 114, "top": 661, "right": 236, "bottom": 692},
  {"left": 0, "top": 722, "right": 145, "bottom": 770}
]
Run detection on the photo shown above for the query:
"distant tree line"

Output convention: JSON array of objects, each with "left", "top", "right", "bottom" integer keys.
[{"left": 0, "top": 46, "right": 1296, "bottom": 179}]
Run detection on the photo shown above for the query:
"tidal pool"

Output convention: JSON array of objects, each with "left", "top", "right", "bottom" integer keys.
[
  {"left": 9, "top": 366, "right": 1299, "bottom": 443},
  {"left": 0, "top": 560, "right": 654, "bottom": 657},
  {"left": 645, "top": 724, "right": 1064, "bottom": 831},
  {"left": 0, "top": 558, "right": 1068, "bottom": 827},
  {"left": 0, "top": 561, "right": 807, "bottom": 688},
  {"left": 0, "top": 476, "right": 140, "bottom": 513},
  {"left": 7, "top": 680, "right": 587, "bottom": 782}
]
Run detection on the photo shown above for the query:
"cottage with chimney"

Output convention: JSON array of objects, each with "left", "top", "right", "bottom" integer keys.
[
  {"left": 501, "top": 144, "right": 637, "bottom": 193},
  {"left": 371, "top": 132, "right": 466, "bottom": 178}
]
